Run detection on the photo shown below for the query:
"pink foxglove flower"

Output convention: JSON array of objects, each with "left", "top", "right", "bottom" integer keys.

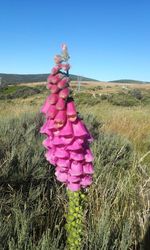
[
  {"left": 56, "top": 98, "right": 66, "bottom": 110},
  {"left": 40, "top": 45, "right": 94, "bottom": 191},
  {"left": 59, "top": 88, "right": 70, "bottom": 99}
]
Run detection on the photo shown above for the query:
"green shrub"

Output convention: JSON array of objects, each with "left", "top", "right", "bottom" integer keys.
[
  {"left": 0, "top": 86, "right": 42, "bottom": 100},
  {"left": 109, "top": 93, "right": 139, "bottom": 106},
  {"left": 129, "top": 88, "right": 143, "bottom": 100},
  {"left": 0, "top": 112, "right": 149, "bottom": 249}
]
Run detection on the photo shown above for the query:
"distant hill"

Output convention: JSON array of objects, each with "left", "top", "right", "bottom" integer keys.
[
  {"left": 109, "top": 79, "right": 150, "bottom": 84},
  {"left": 0, "top": 73, "right": 98, "bottom": 86}
]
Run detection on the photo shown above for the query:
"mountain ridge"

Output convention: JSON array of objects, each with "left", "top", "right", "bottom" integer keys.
[
  {"left": 0, "top": 73, "right": 98, "bottom": 86},
  {"left": 0, "top": 73, "right": 150, "bottom": 86}
]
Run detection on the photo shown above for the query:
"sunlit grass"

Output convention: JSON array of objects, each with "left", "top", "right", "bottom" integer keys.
[{"left": 0, "top": 84, "right": 150, "bottom": 249}]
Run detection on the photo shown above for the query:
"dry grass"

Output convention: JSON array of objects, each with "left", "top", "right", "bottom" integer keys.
[
  {"left": 1, "top": 83, "right": 150, "bottom": 153},
  {"left": 80, "top": 103, "right": 150, "bottom": 152}
]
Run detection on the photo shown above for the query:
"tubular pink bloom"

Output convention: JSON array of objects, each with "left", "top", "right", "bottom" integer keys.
[
  {"left": 59, "top": 87, "right": 70, "bottom": 99},
  {"left": 51, "top": 65, "right": 60, "bottom": 75},
  {"left": 56, "top": 165, "right": 68, "bottom": 173},
  {"left": 40, "top": 127, "right": 51, "bottom": 136},
  {"left": 70, "top": 161, "right": 83, "bottom": 176},
  {"left": 85, "top": 148, "right": 94, "bottom": 162},
  {"left": 40, "top": 121, "right": 52, "bottom": 136},
  {"left": 68, "top": 175, "right": 81, "bottom": 183},
  {"left": 83, "top": 163, "right": 94, "bottom": 174},
  {"left": 47, "top": 74, "right": 53, "bottom": 83},
  {"left": 56, "top": 98, "right": 66, "bottom": 110},
  {"left": 59, "top": 119, "right": 73, "bottom": 136},
  {"left": 40, "top": 97, "right": 51, "bottom": 114},
  {"left": 55, "top": 171, "right": 68, "bottom": 182},
  {"left": 45, "top": 150, "right": 57, "bottom": 165},
  {"left": 56, "top": 158, "right": 71, "bottom": 168},
  {"left": 49, "top": 94, "right": 58, "bottom": 105},
  {"left": 67, "top": 101, "right": 77, "bottom": 122},
  {"left": 53, "top": 129, "right": 61, "bottom": 136},
  {"left": 80, "top": 175, "right": 92, "bottom": 187},
  {"left": 67, "top": 140, "right": 83, "bottom": 151},
  {"left": 52, "top": 136, "right": 63, "bottom": 145},
  {"left": 55, "top": 147, "right": 70, "bottom": 158},
  {"left": 40, "top": 46, "right": 94, "bottom": 191},
  {"left": 54, "top": 110, "right": 67, "bottom": 128},
  {"left": 42, "top": 137, "right": 53, "bottom": 149},
  {"left": 72, "top": 119, "right": 88, "bottom": 138},
  {"left": 70, "top": 151, "right": 84, "bottom": 161},
  {"left": 54, "top": 55, "right": 63, "bottom": 64},
  {"left": 57, "top": 77, "right": 69, "bottom": 89},
  {"left": 67, "top": 182, "right": 81, "bottom": 192},
  {"left": 46, "top": 119, "right": 55, "bottom": 130},
  {"left": 46, "top": 105, "right": 57, "bottom": 119},
  {"left": 50, "top": 85, "right": 59, "bottom": 94},
  {"left": 51, "top": 73, "right": 64, "bottom": 84},
  {"left": 47, "top": 83, "right": 53, "bottom": 90},
  {"left": 76, "top": 138, "right": 84, "bottom": 145},
  {"left": 61, "top": 136, "right": 74, "bottom": 145}
]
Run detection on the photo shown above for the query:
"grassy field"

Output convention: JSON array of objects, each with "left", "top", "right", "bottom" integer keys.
[{"left": 0, "top": 82, "right": 150, "bottom": 249}]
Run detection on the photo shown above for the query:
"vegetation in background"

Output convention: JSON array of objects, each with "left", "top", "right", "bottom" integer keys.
[{"left": 0, "top": 84, "right": 150, "bottom": 249}]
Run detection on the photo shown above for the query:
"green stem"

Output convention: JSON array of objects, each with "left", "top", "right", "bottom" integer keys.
[{"left": 65, "top": 189, "right": 85, "bottom": 250}]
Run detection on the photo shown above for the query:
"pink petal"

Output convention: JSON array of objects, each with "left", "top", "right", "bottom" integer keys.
[
  {"left": 61, "top": 136, "right": 74, "bottom": 145},
  {"left": 67, "top": 101, "right": 77, "bottom": 122},
  {"left": 72, "top": 119, "right": 89, "bottom": 137},
  {"left": 66, "top": 140, "right": 83, "bottom": 151},
  {"left": 54, "top": 110, "right": 67, "bottom": 128},
  {"left": 76, "top": 138, "right": 84, "bottom": 145},
  {"left": 56, "top": 158, "right": 70, "bottom": 168},
  {"left": 59, "top": 87, "right": 70, "bottom": 99},
  {"left": 49, "top": 94, "right": 58, "bottom": 105},
  {"left": 69, "top": 161, "right": 83, "bottom": 176},
  {"left": 40, "top": 96, "right": 51, "bottom": 114},
  {"left": 45, "top": 150, "right": 57, "bottom": 165},
  {"left": 55, "top": 147, "right": 70, "bottom": 158},
  {"left": 56, "top": 98, "right": 66, "bottom": 110},
  {"left": 67, "top": 183, "right": 81, "bottom": 192},
  {"left": 55, "top": 171, "right": 68, "bottom": 182},
  {"left": 83, "top": 163, "right": 94, "bottom": 174},
  {"left": 85, "top": 149, "right": 94, "bottom": 162},
  {"left": 50, "top": 85, "right": 59, "bottom": 94},
  {"left": 47, "top": 83, "right": 53, "bottom": 90},
  {"left": 51, "top": 65, "right": 60, "bottom": 75},
  {"left": 46, "top": 105, "right": 57, "bottom": 119},
  {"left": 56, "top": 166, "right": 68, "bottom": 172},
  {"left": 52, "top": 136, "right": 63, "bottom": 145},
  {"left": 40, "top": 121, "right": 52, "bottom": 136},
  {"left": 80, "top": 175, "right": 92, "bottom": 187},
  {"left": 70, "top": 151, "right": 84, "bottom": 161},
  {"left": 47, "top": 75, "right": 53, "bottom": 83},
  {"left": 46, "top": 119, "right": 55, "bottom": 130},
  {"left": 68, "top": 175, "right": 81, "bottom": 183},
  {"left": 51, "top": 73, "right": 64, "bottom": 84},
  {"left": 59, "top": 119, "right": 73, "bottom": 136},
  {"left": 57, "top": 77, "right": 69, "bottom": 89},
  {"left": 42, "top": 137, "right": 53, "bottom": 149}
]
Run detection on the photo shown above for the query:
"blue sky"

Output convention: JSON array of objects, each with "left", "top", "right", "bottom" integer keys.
[{"left": 0, "top": 0, "right": 150, "bottom": 81}]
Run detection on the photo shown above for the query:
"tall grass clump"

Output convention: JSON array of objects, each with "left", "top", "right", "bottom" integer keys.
[{"left": 0, "top": 112, "right": 150, "bottom": 249}]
